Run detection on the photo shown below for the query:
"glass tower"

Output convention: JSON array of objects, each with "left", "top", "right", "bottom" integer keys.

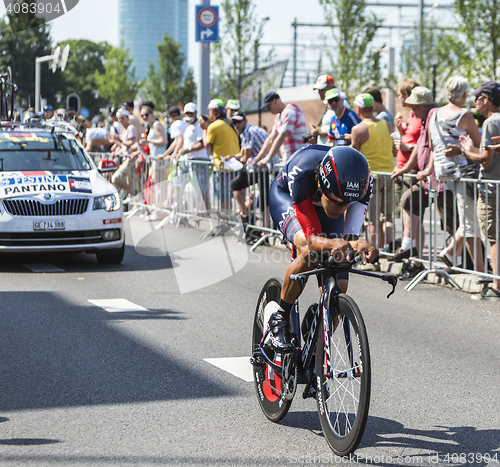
[{"left": 118, "top": 0, "right": 189, "bottom": 80}]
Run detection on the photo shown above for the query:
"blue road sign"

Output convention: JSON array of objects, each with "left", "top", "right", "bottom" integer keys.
[{"left": 195, "top": 5, "right": 219, "bottom": 43}]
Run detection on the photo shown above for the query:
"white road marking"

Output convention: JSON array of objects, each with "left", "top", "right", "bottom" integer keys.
[
  {"left": 203, "top": 356, "right": 253, "bottom": 382},
  {"left": 88, "top": 299, "right": 148, "bottom": 313},
  {"left": 23, "top": 263, "right": 64, "bottom": 273}
]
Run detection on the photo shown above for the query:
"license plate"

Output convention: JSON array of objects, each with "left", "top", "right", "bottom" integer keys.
[{"left": 33, "top": 220, "right": 66, "bottom": 231}]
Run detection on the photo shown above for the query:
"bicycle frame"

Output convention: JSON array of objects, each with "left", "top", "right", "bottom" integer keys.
[{"left": 256, "top": 262, "right": 397, "bottom": 379}]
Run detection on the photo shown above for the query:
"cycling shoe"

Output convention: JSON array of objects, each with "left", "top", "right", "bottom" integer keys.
[{"left": 265, "top": 311, "right": 295, "bottom": 354}]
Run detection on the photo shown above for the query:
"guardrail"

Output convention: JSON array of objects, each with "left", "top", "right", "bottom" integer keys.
[{"left": 89, "top": 150, "right": 500, "bottom": 291}]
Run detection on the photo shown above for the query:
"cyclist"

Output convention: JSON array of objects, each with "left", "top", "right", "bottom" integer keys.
[{"left": 267, "top": 145, "right": 379, "bottom": 353}]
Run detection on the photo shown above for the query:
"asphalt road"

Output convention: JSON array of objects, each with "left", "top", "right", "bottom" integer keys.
[{"left": 0, "top": 218, "right": 499, "bottom": 466}]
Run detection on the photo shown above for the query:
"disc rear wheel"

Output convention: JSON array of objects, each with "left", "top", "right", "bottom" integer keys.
[{"left": 252, "top": 278, "right": 294, "bottom": 422}]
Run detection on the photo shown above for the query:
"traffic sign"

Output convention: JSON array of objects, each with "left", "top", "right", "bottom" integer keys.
[{"left": 195, "top": 5, "right": 219, "bottom": 43}]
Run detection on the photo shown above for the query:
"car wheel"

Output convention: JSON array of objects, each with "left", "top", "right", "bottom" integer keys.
[{"left": 96, "top": 242, "right": 125, "bottom": 264}]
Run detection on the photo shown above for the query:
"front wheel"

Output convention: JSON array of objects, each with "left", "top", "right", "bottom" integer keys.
[
  {"left": 252, "top": 278, "right": 294, "bottom": 422},
  {"left": 315, "top": 294, "right": 371, "bottom": 456}
]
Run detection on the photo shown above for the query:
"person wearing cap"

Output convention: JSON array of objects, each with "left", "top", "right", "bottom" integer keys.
[
  {"left": 123, "top": 100, "right": 144, "bottom": 137},
  {"left": 390, "top": 86, "right": 454, "bottom": 279},
  {"left": 225, "top": 112, "right": 269, "bottom": 242},
  {"left": 109, "top": 108, "right": 138, "bottom": 153},
  {"left": 452, "top": 80, "right": 500, "bottom": 299},
  {"left": 43, "top": 105, "right": 54, "bottom": 120},
  {"left": 310, "top": 74, "right": 336, "bottom": 145},
  {"left": 351, "top": 93, "right": 395, "bottom": 261},
  {"left": 253, "top": 91, "right": 307, "bottom": 167},
  {"left": 325, "top": 88, "right": 361, "bottom": 146},
  {"left": 225, "top": 99, "right": 240, "bottom": 119}
]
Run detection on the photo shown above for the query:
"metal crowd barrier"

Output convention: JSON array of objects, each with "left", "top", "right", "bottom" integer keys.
[
  {"left": 89, "top": 149, "right": 500, "bottom": 292},
  {"left": 369, "top": 171, "right": 500, "bottom": 291}
]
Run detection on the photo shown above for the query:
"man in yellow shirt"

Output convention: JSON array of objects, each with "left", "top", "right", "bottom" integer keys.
[
  {"left": 204, "top": 99, "right": 240, "bottom": 211},
  {"left": 351, "top": 93, "right": 395, "bottom": 255}
]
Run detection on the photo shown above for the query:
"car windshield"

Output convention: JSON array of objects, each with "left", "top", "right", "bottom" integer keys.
[{"left": 0, "top": 132, "right": 92, "bottom": 172}]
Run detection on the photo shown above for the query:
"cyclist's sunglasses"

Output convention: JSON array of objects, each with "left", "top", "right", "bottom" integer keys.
[{"left": 322, "top": 189, "right": 349, "bottom": 206}]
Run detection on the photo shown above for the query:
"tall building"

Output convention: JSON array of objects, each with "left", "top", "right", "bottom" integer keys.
[{"left": 118, "top": 0, "right": 189, "bottom": 80}]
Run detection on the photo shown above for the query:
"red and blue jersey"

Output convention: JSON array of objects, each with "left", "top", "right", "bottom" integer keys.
[{"left": 274, "top": 145, "right": 371, "bottom": 239}]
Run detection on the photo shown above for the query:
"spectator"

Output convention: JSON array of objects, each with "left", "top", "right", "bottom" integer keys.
[
  {"left": 459, "top": 81, "right": 500, "bottom": 299},
  {"left": 226, "top": 99, "right": 240, "bottom": 119},
  {"left": 391, "top": 86, "right": 455, "bottom": 279},
  {"left": 325, "top": 88, "right": 361, "bottom": 146},
  {"left": 108, "top": 108, "right": 122, "bottom": 137},
  {"left": 110, "top": 108, "right": 140, "bottom": 197},
  {"left": 176, "top": 102, "right": 210, "bottom": 209},
  {"left": 393, "top": 79, "right": 421, "bottom": 215},
  {"left": 122, "top": 100, "right": 144, "bottom": 137},
  {"left": 428, "top": 76, "right": 484, "bottom": 274},
  {"left": 161, "top": 106, "right": 188, "bottom": 160},
  {"left": 85, "top": 114, "right": 111, "bottom": 152},
  {"left": 199, "top": 98, "right": 240, "bottom": 211},
  {"left": 310, "top": 74, "right": 336, "bottom": 145},
  {"left": 253, "top": 91, "right": 307, "bottom": 166},
  {"left": 225, "top": 112, "right": 270, "bottom": 242},
  {"left": 43, "top": 105, "right": 54, "bottom": 120},
  {"left": 351, "top": 93, "right": 395, "bottom": 260},
  {"left": 364, "top": 86, "right": 394, "bottom": 127},
  {"left": 138, "top": 105, "right": 168, "bottom": 219}
]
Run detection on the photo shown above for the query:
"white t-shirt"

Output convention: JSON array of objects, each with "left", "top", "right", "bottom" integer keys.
[
  {"left": 86, "top": 127, "right": 108, "bottom": 141},
  {"left": 182, "top": 122, "right": 208, "bottom": 159},
  {"left": 171, "top": 119, "right": 189, "bottom": 139}
]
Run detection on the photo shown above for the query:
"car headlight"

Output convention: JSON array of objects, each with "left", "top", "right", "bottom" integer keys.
[{"left": 93, "top": 192, "right": 121, "bottom": 212}]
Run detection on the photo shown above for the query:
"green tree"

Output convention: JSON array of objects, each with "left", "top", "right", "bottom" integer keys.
[
  {"left": 144, "top": 33, "right": 195, "bottom": 111},
  {"left": 94, "top": 43, "right": 142, "bottom": 109},
  {"left": 212, "top": 0, "right": 268, "bottom": 100},
  {"left": 55, "top": 39, "right": 111, "bottom": 114},
  {"left": 400, "top": 16, "right": 462, "bottom": 101},
  {"left": 454, "top": 0, "right": 500, "bottom": 82},
  {"left": 319, "top": 0, "right": 382, "bottom": 99},
  {"left": 0, "top": 2, "right": 58, "bottom": 107}
]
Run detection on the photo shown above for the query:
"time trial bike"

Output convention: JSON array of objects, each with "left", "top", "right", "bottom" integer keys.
[{"left": 250, "top": 255, "right": 397, "bottom": 456}]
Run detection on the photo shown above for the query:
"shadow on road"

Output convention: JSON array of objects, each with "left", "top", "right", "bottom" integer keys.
[
  {"left": 0, "top": 244, "right": 174, "bottom": 274},
  {"left": 362, "top": 416, "right": 500, "bottom": 464},
  {"left": 275, "top": 411, "right": 500, "bottom": 464},
  {"left": 0, "top": 438, "right": 61, "bottom": 446},
  {"left": 0, "top": 291, "right": 236, "bottom": 412}
]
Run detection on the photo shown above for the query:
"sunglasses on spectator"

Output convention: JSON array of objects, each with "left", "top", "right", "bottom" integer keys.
[
  {"left": 328, "top": 97, "right": 341, "bottom": 103},
  {"left": 141, "top": 112, "right": 150, "bottom": 118},
  {"left": 475, "top": 94, "right": 487, "bottom": 102}
]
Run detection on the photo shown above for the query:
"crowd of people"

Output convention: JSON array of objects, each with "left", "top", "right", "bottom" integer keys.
[{"left": 36, "top": 73, "right": 500, "bottom": 300}]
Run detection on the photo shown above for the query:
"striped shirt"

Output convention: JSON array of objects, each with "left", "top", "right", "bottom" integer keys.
[
  {"left": 241, "top": 123, "right": 268, "bottom": 159},
  {"left": 272, "top": 103, "right": 307, "bottom": 162}
]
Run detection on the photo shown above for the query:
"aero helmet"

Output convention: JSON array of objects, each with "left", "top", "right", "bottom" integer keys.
[{"left": 318, "top": 146, "right": 370, "bottom": 204}]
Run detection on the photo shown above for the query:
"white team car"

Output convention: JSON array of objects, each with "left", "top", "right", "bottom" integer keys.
[{"left": 0, "top": 121, "right": 125, "bottom": 264}]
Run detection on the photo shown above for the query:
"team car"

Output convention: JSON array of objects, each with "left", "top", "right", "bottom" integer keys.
[{"left": 0, "top": 120, "right": 125, "bottom": 264}]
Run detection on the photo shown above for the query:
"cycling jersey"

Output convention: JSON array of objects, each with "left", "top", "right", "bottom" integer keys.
[
  {"left": 271, "top": 145, "right": 372, "bottom": 241},
  {"left": 327, "top": 108, "right": 361, "bottom": 142}
]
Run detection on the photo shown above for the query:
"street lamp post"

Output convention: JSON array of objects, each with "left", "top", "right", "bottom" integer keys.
[{"left": 35, "top": 44, "right": 69, "bottom": 113}]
